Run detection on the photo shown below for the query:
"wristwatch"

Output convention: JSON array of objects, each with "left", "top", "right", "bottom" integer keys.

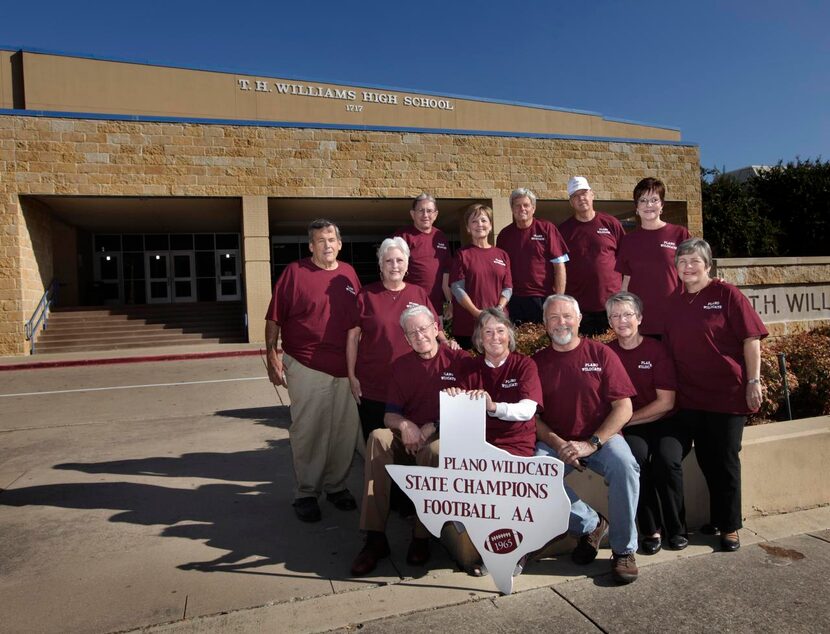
[
  {"left": 589, "top": 435, "right": 603, "bottom": 451},
  {"left": 747, "top": 378, "right": 761, "bottom": 385}
]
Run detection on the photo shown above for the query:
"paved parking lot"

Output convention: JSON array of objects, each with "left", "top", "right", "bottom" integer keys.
[{"left": 1, "top": 354, "right": 829, "bottom": 633}]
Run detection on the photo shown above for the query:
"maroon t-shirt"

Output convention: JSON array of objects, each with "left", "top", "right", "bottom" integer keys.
[
  {"left": 496, "top": 218, "right": 569, "bottom": 297},
  {"left": 607, "top": 337, "right": 677, "bottom": 417},
  {"left": 615, "top": 224, "right": 692, "bottom": 335},
  {"left": 663, "top": 279, "right": 768, "bottom": 415},
  {"left": 460, "top": 353, "right": 543, "bottom": 457},
  {"left": 558, "top": 212, "right": 624, "bottom": 312},
  {"left": 354, "top": 281, "right": 439, "bottom": 401},
  {"left": 385, "top": 346, "right": 468, "bottom": 427},
  {"left": 450, "top": 245, "right": 513, "bottom": 337},
  {"left": 265, "top": 258, "right": 360, "bottom": 377},
  {"left": 393, "top": 225, "right": 451, "bottom": 312},
  {"left": 533, "top": 338, "right": 636, "bottom": 440}
]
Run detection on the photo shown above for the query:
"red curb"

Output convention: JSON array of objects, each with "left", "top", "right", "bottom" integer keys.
[{"left": 0, "top": 348, "right": 262, "bottom": 371}]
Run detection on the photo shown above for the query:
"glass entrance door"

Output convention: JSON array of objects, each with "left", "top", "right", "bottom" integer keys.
[
  {"left": 216, "top": 250, "right": 241, "bottom": 301},
  {"left": 146, "top": 252, "right": 171, "bottom": 303},
  {"left": 171, "top": 251, "right": 196, "bottom": 303},
  {"left": 94, "top": 253, "right": 123, "bottom": 304}
]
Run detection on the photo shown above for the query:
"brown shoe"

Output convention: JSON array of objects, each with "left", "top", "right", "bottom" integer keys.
[
  {"left": 611, "top": 552, "right": 639, "bottom": 584},
  {"left": 572, "top": 514, "right": 609, "bottom": 565},
  {"left": 350, "top": 531, "right": 390, "bottom": 576},
  {"left": 406, "top": 536, "right": 431, "bottom": 566}
]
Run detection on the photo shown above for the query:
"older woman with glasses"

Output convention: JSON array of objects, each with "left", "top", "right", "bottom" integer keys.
[
  {"left": 663, "top": 238, "right": 767, "bottom": 552},
  {"left": 606, "top": 291, "right": 691, "bottom": 554},
  {"left": 347, "top": 237, "right": 453, "bottom": 441},
  {"left": 447, "top": 307, "right": 543, "bottom": 576},
  {"left": 615, "top": 178, "right": 692, "bottom": 337},
  {"left": 450, "top": 204, "right": 513, "bottom": 350}
]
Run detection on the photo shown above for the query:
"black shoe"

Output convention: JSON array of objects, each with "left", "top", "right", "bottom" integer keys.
[
  {"left": 406, "top": 536, "right": 431, "bottom": 566},
  {"left": 700, "top": 523, "right": 720, "bottom": 535},
  {"left": 293, "top": 496, "right": 321, "bottom": 522},
  {"left": 326, "top": 489, "right": 357, "bottom": 511},
  {"left": 668, "top": 534, "right": 689, "bottom": 550},
  {"left": 572, "top": 514, "right": 609, "bottom": 565},
  {"left": 721, "top": 531, "right": 740, "bottom": 552},
  {"left": 641, "top": 535, "right": 662, "bottom": 555}
]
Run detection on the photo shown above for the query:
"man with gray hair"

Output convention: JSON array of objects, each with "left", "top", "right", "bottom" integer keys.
[
  {"left": 394, "top": 193, "right": 452, "bottom": 319},
  {"left": 496, "top": 188, "right": 569, "bottom": 324},
  {"left": 351, "top": 304, "right": 467, "bottom": 576},
  {"left": 533, "top": 294, "right": 641, "bottom": 584},
  {"left": 265, "top": 219, "right": 362, "bottom": 523}
]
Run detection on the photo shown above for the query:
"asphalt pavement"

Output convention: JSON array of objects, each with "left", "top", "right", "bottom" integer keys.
[{"left": 0, "top": 349, "right": 827, "bottom": 633}]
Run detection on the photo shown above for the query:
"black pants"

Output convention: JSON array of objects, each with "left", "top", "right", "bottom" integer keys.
[
  {"left": 507, "top": 295, "right": 544, "bottom": 325},
  {"left": 579, "top": 310, "right": 610, "bottom": 337},
  {"left": 357, "top": 398, "right": 387, "bottom": 442},
  {"left": 680, "top": 409, "right": 746, "bottom": 533},
  {"left": 624, "top": 417, "right": 692, "bottom": 537}
]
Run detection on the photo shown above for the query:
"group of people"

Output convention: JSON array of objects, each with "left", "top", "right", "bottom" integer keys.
[{"left": 264, "top": 176, "right": 767, "bottom": 586}]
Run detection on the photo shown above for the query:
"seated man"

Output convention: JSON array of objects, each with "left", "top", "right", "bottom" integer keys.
[
  {"left": 533, "top": 294, "right": 641, "bottom": 584},
  {"left": 351, "top": 304, "right": 468, "bottom": 576}
]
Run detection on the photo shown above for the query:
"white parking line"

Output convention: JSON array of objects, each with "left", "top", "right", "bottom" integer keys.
[{"left": 0, "top": 376, "right": 268, "bottom": 398}]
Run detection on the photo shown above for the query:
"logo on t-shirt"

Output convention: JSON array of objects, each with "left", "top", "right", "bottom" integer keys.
[
  {"left": 597, "top": 228, "right": 612, "bottom": 236},
  {"left": 441, "top": 371, "right": 457, "bottom": 382},
  {"left": 660, "top": 241, "right": 678, "bottom": 250},
  {"left": 345, "top": 284, "right": 357, "bottom": 296},
  {"left": 493, "top": 258, "right": 507, "bottom": 267},
  {"left": 638, "top": 360, "right": 653, "bottom": 370},
  {"left": 703, "top": 301, "right": 722, "bottom": 311},
  {"left": 437, "top": 242, "right": 448, "bottom": 250},
  {"left": 501, "top": 378, "right": 518, "bottom": 389},
  {"left": 581, "top": 362, "right": 602, "bottom": 372},
  {"left": 531, "top": 234, "right": 545, "bottom": 241}
]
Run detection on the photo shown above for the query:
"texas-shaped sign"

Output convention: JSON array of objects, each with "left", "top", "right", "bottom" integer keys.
[{"left": 387, "top": 392, "right": 570, "bottom": 594}]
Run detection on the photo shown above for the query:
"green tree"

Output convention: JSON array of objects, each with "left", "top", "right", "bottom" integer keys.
[
  {"left": 701, "top": 167, "right": 781, "bottom": 257},
  {"left": 749, "top": 158, "right": 830, "bottom": 256}
]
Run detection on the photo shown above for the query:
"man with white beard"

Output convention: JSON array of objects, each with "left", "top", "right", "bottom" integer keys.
[{"left": 532, "top": 294, "right": 641, "bottom": 584}]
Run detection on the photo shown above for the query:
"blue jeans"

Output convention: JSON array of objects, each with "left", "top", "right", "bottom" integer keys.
[{"left": 536, "top": 434, "right": 639, "bottom": 555}]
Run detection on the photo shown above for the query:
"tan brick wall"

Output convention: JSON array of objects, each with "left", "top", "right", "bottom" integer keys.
[{"left": 0, "top": 114, "right": 702, "bottom": 355}]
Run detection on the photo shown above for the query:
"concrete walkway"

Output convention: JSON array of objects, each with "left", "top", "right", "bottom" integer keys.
[{"left": 0, "top": 351, "right": 827, "bottom": 633}]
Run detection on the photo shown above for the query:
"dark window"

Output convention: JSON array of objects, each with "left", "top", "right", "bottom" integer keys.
[
  {"left": 195, "top": 234, "right": 215, "bottom": 250},
  {"left": 145, "top": 234, "right": 170, "bottom": 251},
  {"left": 197, "top": 278, "right": 217, "bottom": 301},
  {"left": 216, "top": 234, "right": 239, "bottom": 249},
  {"left": 123, "top": 253, "right": 145, "bottom": 280},
  {"left": 170, "top": 234, "right": 194, "bottom": 250},
  {"left": 94, "top": 234, "right": 121, "bottom": 252},
  {"left": 122, "top": 234, "right": 144, "bottom": 251},
  {"left": 195, "top": 252, "right": 216, "bottom": 277}
]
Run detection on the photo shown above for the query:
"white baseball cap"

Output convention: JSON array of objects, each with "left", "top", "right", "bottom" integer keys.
[{"left": 567, "top": 176, "right": 591, "bottom": 197}]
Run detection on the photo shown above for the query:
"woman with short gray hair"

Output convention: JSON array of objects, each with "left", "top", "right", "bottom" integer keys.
[{"left": 347, "top": 237, "right": 450, "bottom": 441}]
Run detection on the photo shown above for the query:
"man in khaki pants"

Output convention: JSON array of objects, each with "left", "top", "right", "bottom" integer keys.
[
  {"left": 350, "top": 304, "right": 468, "bottom": 576},
  {"left": 265, "top": 219, "right": 361, "bottom": 523}
]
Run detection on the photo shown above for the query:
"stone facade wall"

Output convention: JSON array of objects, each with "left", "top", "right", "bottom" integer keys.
[
  {"left": 0, "top": 114, "right": 702, "bottom": 355},
  {"left": 714, "top": 257, "right": 830, "bottom": 337}
]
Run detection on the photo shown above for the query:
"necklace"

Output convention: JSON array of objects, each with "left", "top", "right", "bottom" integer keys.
[{"left": 686, "top": 281, "right": 710, "bottom": 304}]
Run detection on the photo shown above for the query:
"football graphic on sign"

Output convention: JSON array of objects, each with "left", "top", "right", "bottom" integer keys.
[{"left": 484, "top": 529, "right": 523, "bottom": 554}]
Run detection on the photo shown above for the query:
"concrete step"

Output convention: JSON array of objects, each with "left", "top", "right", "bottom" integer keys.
[
  {"left": 34, "top": 303, "right": 246, "bottom": 354},
  {"left": 34, "top": 336, "right": 246, "bottom": 353}
]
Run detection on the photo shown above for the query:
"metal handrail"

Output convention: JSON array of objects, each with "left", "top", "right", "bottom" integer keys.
[{"left": 24, "top": 279, "right": 59, "bottom": 354}]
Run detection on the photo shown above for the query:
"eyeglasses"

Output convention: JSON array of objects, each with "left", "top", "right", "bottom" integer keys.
[
  {"left": 637, "top": 197, "right": 661, "bottom": 206},
  {"left": 609, "top": 312, "right": 638, "bottom": 322},
  {"left": 414, "top": 209, "right": 437, "bottom": 215},
  {"left": 405, "top": 324, "right": 433, "bottom": 338}
]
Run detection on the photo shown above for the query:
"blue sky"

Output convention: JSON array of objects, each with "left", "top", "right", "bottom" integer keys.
[{"left": 2, "top": 0, "right": 827, "bottom": 170}]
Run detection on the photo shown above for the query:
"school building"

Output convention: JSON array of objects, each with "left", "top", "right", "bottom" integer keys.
[{"left": 0, "top": 48, "right": 701, "bottom": 355}]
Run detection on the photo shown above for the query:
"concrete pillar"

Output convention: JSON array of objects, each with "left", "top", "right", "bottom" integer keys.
[
  {"left": 491, "top": 196, "right": 512, "bottom": 241},
  {"left": 242, "top": 196, "right": 271, "bottom": 345}
]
